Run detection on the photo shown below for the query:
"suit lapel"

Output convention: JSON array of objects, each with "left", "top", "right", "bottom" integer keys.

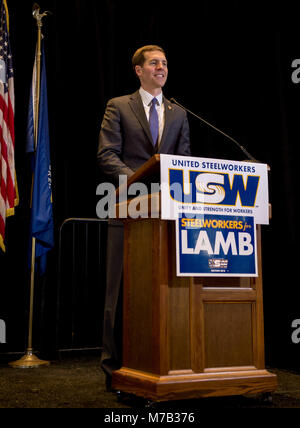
[
  {"left": 158, "top": 97, "right": 173, "bottom": 152},
  {"left": 128, "top": 91, "right": 153, "bottom": 146}
]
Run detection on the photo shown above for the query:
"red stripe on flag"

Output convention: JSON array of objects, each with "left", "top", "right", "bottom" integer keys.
[
  {"left": 0, "top": 93, "right": 15, "bottom": 142},
  {"left": 0, "top": 212, "right": 4, "bottom": 229},
  {"left": 0, "top": 127, "right": 13, "bottom": 195}
]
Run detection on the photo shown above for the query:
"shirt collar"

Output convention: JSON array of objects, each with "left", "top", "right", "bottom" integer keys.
[{"left": 139, "top": 87, "right": 163, "bottom": 106}]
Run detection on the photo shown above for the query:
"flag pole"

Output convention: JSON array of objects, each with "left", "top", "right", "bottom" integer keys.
[{"left": 9, "top": 4, "right": 51, "bottom": 368}]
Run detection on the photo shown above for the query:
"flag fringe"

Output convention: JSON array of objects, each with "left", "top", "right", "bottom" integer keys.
[
  {"left": 6, "top": 207, "right": 15, "bottom": 217},
  {"left": 3, "top": 0, "right": 9, "bottom": 33},
  {"left": 0, "top": 234, "right": 6, "bottom": 252}
]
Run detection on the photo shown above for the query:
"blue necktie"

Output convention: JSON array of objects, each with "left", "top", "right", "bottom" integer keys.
[{"left": 149, "top": 97, "right": 159, "bottom": 146}]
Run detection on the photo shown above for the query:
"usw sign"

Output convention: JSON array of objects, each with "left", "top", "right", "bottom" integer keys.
[{"left": 160, "top": 155, "right": 269, "bottom": 224}]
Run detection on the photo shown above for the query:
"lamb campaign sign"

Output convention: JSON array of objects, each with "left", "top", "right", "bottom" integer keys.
[
  {"left": 176, "top": 213, "right": 257, "bottom": 277},
  {"left": 160, "top": 155, "right": 269, "bottom": 225}
]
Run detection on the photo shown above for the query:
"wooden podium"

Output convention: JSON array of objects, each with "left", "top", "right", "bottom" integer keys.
[{"left": 112, "top": 155, "right": 277, "bottom": 402}]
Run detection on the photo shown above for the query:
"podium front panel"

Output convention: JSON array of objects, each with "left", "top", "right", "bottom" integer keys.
[{"left": 114, "top": 217, "right": 277, "bottom": 400}]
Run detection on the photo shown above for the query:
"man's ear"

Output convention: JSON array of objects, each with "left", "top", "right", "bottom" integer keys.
[{"left": 135, "top": 65, "right": 142, "bottom": 76}]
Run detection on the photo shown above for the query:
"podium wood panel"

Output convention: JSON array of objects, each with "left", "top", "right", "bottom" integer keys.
[{"left": 112, "top": 215, "right": 277, "bottom": 401}]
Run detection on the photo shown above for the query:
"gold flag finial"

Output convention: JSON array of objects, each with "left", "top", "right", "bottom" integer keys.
[{"left": 32, "top": 3, "right": 52, "bottom": 27}]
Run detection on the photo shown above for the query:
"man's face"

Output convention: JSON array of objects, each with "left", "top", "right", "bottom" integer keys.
[{"left": 135, "top": 50, "right": 168, "bottom": 93}]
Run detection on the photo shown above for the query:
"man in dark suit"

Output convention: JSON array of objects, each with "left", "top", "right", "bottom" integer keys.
[{"left": 97, "top": 45, "right": 191, "bottom": 389}]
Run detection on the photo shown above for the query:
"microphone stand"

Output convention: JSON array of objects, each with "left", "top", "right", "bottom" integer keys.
[{"left": 170, "top": 98, "right": 258, "bottom": 162}]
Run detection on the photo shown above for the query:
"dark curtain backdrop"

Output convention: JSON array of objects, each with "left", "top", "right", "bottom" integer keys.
[{"left": 0, "top": 0, "right": 299, "bottom": 367}]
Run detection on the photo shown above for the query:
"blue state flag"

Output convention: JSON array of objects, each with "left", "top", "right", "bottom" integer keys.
[{"left": 26, "top": 39, "right": 54, "bottom": 275}]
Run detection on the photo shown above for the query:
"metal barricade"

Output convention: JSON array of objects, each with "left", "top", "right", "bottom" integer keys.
[{"left": 56, "top": 218, "right": 108, "bottom": 354}]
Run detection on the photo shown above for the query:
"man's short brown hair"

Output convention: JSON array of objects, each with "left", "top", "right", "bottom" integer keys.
[{"left": 132, "top": 45, "right": 166, "bottom": 71}]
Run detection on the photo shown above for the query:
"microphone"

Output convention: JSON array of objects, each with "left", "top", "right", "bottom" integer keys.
[{"left": 170, "top": 98, "right": 258, "bottom": 162}]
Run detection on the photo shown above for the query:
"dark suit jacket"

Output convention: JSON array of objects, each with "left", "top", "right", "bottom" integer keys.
[{"left": 97, "top": 90, "right": 191, "bottom": 183}]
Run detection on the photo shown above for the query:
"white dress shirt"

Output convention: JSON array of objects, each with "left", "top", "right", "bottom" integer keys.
[{"left": 139, "top": 87, "right": 165, "bottom": 146}]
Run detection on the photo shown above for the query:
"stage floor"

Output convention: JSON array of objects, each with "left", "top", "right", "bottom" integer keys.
[{"left": 0, "top": 354, "right": 299, "bottom": 408}]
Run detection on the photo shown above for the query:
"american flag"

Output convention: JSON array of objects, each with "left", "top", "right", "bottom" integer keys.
[{"left": 0, "top": 0, "right": 17, "bottom": 252}]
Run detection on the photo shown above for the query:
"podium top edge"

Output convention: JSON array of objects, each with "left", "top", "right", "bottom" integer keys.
[
  {"left": 116, "top": 155, "right": 160, "bottom": 196},
  {"left": 128, "top": 154, "right": 160, "bottom": 184}
]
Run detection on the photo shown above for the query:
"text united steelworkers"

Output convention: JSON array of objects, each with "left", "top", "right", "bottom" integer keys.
[{"left": 171, "top": 159, "right": 256, "bottom": 173}]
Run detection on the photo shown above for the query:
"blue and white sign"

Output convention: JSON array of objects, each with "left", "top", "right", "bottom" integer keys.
[
  {"left": 176, "top": 213, "right": 258, "bottom": 277},
  {"left": 160, "top": 155, "right": 269, "bottom": 224}
]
